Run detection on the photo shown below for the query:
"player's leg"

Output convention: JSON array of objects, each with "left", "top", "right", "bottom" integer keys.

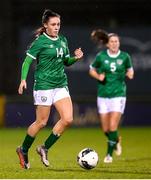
[
  {"left": 37, "top": 97, "right": 73, "bottom": 166},
  {"left": 53, "top": 97, "right": 73, "bottom": 134},
  {"left": 103, "top": 112, "right": 121, "bottom": 163},
  {"left": 104, "top": 97, "right": 125, "bottom": 163},
  {"left": 115, "top": 135, "right": 122, "bottom": 156},
  {"left": 99, "top": 113, "right": 114, "bottom": 163},
  {"left": 99, "top": 113, "right": 110, "bottom": 137},
  {"left": 16, "top": 90, "right": 51, "bottom": 169},
  {"left": 45, "top": 96, "right": 73, "bottom": 148},
  {"left": 97, "top": 97, "right": 110, "bottom": 137},
  {"left": 110, "top": 97, "right": 126, "bottom": 156},
  {"left": 97, "top": 97, "right": 113, "bottom": 163},
  {"left": 16, "top": 106, "right": 50, "bottom": 169},
  {"left": 37, "top": 88, "right": 73, "bottom": 167},
  {"left": 106, "top": 112, "right": 121, "bottom": 159}
]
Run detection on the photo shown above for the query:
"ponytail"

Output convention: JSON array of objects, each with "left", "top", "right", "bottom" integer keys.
[
  {"left": 91, "top": 29, "right": 109, "bottom": 45},
  {"left": 34, "top": 27, "right": 45, "bottom": 37}
]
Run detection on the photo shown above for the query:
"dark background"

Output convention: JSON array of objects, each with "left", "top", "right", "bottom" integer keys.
[
  {"left": 0, "top": 0, "right": 151, "bottom": 95},
  {"left": 0, "top": 0, "right": 151, "bottom": 126}
]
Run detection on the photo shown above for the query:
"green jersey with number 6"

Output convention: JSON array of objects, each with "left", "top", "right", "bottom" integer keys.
[
  {"left": 90, "top": 50, "right": 133, "bottom": 98},
  {"left": 26, "top": 32, "right": 76, "bottom": 90}
]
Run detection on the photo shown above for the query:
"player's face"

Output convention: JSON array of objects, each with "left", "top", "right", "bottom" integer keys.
[
  {"left": 107, "top": 36, "right": 120, "bottom": 54},
  {"left": 44, "top": 17, "right": 60, "bottom": 37}
]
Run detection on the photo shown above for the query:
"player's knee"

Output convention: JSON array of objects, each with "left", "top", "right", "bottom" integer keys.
[
  {"left": 40, "top": 121, "right": 47, "bottom": 128},
  {"left": 62, "top": 116, "right": 73, "bottom": 127},
  {"left": 35, "top": 119, "right": 48, "bottom": 128}
]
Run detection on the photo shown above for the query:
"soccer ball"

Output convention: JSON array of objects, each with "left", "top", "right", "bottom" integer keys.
[{"left": 77, "top": 148, "right": 99, "bottom": 169}]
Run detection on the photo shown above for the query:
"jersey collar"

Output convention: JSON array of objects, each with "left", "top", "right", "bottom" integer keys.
[
  {"left": 43, "top": 32, "right": 59, "bottom": 41},
  {"left": 107, "top": 49, "right": 121, "bottom": 58}
]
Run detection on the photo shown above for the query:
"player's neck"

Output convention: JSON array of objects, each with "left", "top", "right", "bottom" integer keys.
[
  {"left": 43, "top": 32, "right": 58, "bottom": 40},
  {"left": 107, "top": 49, "right": 120, "bottom": 58}
]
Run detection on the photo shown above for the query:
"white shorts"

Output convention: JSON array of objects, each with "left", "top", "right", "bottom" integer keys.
[
  {"left": 97, "top": 97, "right": 126, "bottom": 114},
  {"left": 33, "top": 87, "right": 70, "bottom": 106}
]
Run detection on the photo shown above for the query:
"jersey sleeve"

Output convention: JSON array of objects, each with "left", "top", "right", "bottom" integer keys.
[
  {"left": 21, "top": 56, "right": 33, "bottom": 80},
  {"left": 89, "top": 54, "right": 101, "bottom": 70},
  {"left": 26, "top": 37, "right": 41, "bottom": 60},
  {"left": 125, "top": 53, "right": 133, "bottom": 70},
  {"left": 62, "top": 36, "right": 77, "bottom": 66},
  {"left": 64, "top": 38, "right": 70, "bottom": 59}
]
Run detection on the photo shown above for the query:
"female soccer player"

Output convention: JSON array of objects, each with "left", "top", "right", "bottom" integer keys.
[
  {"left": 16, "top": 9, "right": 83, "bottom": 169},
  {"left": 89, "top": 29, "right": 134, "bottom": 163}
]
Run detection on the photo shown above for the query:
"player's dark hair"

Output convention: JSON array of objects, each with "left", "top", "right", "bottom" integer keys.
[
  {"left": 91, "top": 29, "right": 120, "bottom": 46},
  {"left": 35, "top": 9, "right": 60, "bottom": 36},
  {"left": 91, "top": 29, "right": 109, "bottom": 45},
  {"left": 42, "top": 9, "right": 60, "bottom": 24}
]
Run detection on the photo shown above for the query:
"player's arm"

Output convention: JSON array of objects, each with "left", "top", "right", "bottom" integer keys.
[
  {"left": 64, "top": 48, "right": 83, "bottom": 66},
  {"left": 126, "top": 67, "right": 134, "bottom": 79},
  {"left": 64, "top": 56, "right": 77, "bottom": 66},
  {"left": 125, "top": 53, "right": 134, "bottom": 79},
  {"left": 62, "top": 36, "right": 83, "bottom": 66},
  {"left": 18, "top": 56, "right": 33, "bottom": 94},
  {"left": 89, "top": 54, "right": 105, "bottom": 81},
  {"left": 89, "top": 67, "right": 105, "bottom": 81}
]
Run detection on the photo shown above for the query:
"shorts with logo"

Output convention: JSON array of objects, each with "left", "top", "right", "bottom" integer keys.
[
  {"left": 33, "top": 87, "right": 70, "bottom": 106},
  {"left": 97, "top": 97, "right": 126, "bottom": 114}
]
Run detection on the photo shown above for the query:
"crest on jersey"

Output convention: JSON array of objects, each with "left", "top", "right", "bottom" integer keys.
[
  {"left": 117, "top": 59, "right": 123, "bottom": 65},
  {"left": 41, "top": 96, "right": 47, "bottom": 102}
]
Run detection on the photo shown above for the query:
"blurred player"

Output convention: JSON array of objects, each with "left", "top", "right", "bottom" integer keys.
[
  {"left": 89, "top": 29, "right": 134, "bottom": 163},
  {"left": 16, "top": 9, "right": 83, "bottom": 169}
]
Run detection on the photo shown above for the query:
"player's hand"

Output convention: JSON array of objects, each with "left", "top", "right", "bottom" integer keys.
[
  {"left": 74, "top": 48, "right": 83, "bottom": 60},
  {"left": 98, "top": 73, "right": 105, "bottom": 81},
  {"left": 126, "top": 69, "right": 134, "bottom": 79},
  {"left": 18, "top": 80, "right": 27, "bottom": 95}
]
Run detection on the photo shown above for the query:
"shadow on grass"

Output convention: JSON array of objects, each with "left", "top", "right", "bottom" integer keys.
[
  {"left": 123, "top": 156, "right": 151, "bottom": 162},
  {"left": 45, "top": 167, "right": 151, "bottom": 175}
]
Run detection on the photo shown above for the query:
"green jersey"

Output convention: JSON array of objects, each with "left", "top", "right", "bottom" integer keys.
[
  {"left": 26, "top": 32, "right": 76, "bottom": 90},
  {"left": 90, "top": 50, "right": 133, "bottom": 98}
]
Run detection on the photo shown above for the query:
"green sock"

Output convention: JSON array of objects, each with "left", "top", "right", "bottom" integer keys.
[
  {"left": 22, "top": 134, "right": 35, "bottom": 153},
  {"left": 44, "top": 132, "right": 60, "bottom": 150},
  {"left": 107, "top": 131, "right": 118, "bottom": 156}
]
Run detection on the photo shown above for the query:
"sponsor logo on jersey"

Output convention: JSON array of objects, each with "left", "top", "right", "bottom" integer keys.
[
  {"left": 105, "top": 60, "right": 109, "bottom": 64},
  {"left": 49, "top": 44, "right": 54, "bottom": 48},
  {"left": 61, "top": 41, "right": 66, "bottom": 48},
  {"left": 41, "top": 96, "right": 47, "bottom": 102},
  {"left": 117, "top": 59, "right": 123, "bottom": 65}
]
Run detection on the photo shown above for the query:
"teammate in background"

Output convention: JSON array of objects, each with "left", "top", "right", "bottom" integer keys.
[
  {"left": 16, "top": 9, "right": 83, "bottom": 169},
  {"left": 89, "top": 29, "right": 134, "bottom": 163}
]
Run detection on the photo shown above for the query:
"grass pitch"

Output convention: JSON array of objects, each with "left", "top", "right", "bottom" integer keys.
[{"left": 0, "top": 127, "right": 151, "bottom": 179}]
